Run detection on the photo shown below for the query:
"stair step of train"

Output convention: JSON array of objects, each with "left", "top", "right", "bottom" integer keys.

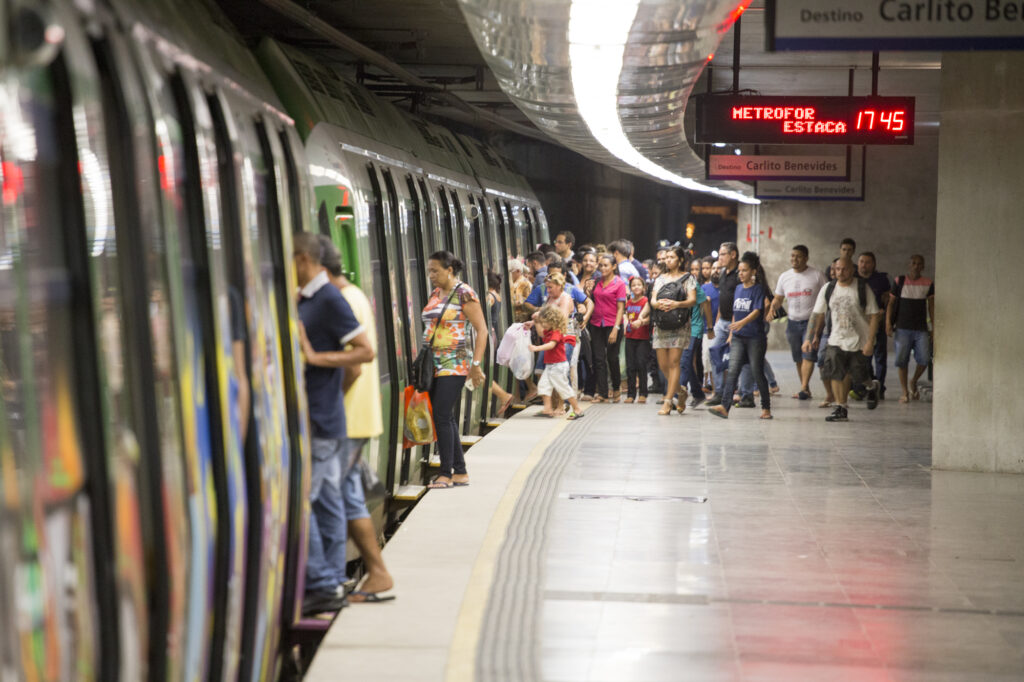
[
  {"left": 460, "top": 435, "right": 483, "bottom": 448},
  {"left": 393, "top": 484, "right": 426, "bottom": 502},
  {"left": 427, "top": 455, "right": 440, "bottom": 468},
  {"left": 485, "top": 417, "right": 506, "bottom": 428}
]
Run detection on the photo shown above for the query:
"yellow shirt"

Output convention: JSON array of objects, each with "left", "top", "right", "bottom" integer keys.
[{"left": 341, "top": 283, "right": 384, "bottom": 438}]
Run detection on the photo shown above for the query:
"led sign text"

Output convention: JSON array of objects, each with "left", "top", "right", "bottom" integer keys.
[{"left": 696, "top": 95, "right": 915, "bottom": 146}]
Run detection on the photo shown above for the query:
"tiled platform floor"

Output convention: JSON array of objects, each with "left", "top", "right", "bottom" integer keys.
[{"left": 540, "top": 352, "right": 1024, "bottom": 681}]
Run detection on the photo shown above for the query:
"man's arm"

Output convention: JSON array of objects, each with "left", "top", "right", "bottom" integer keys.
[
  {"left": 765, "top": 293, "right": 785, "bottom": 322},
  {"left": 303, "top": 329, "right": 375, "bottom": 368}
]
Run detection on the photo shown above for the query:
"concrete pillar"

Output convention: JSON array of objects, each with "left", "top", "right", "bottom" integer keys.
[{"left": 933, "top": 52, "right": 1024, "bottom": 473}]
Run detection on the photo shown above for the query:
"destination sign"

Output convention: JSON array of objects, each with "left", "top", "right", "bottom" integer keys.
[{"left": 695, "top": 95, "right": 915, "bottom": 145}]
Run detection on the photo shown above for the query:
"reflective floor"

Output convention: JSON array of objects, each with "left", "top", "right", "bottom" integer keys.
[{"left": 540, "top": 353, "right": 1024, "bottom": 681}]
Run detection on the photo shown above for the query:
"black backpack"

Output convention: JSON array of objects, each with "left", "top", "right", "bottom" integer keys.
[
  {"left": 651, "top": 274, "right": 692, "bottom": 331},
  {"left": 824, "top": 278, "right": 869, "bottom": 312}
]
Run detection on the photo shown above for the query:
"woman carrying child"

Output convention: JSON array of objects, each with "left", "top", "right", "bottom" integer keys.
[
  {"left": 528, "top": 305, "right": 586, "bottom": 420},
  {"left": 622, "top": 276, "right": 651, "bottom": 403}
]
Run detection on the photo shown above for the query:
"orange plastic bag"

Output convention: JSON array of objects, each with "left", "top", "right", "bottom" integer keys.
[{"left": 403, "top": 386, "right": 436, "bottom": 448}]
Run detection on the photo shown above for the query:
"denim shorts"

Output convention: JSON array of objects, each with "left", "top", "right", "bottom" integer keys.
[
  {"left": 786, "top": 318, "right": 817, "bottom": 364},
  {"left": 310, "top": 437, "right": 345, "bottom": 502},
  {"left": 341, "top": 437, "right": 371, "bottom": 521},
  {"left": 895, "top": 329, "right": 930, "bottom": 368}
]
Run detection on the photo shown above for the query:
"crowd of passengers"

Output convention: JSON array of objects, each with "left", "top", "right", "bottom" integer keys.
[{"left": 288, "top": 228, "right": 934, "bottom": 615}]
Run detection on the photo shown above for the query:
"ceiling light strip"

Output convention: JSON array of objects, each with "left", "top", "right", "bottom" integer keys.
[{"left": 568, "top": 0, "right": 759, "bottom": 205}]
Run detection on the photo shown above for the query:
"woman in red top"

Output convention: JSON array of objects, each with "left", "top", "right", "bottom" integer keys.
[
  {"left": 587, "top": 254, "right": 626, "bottom": 402},
  {"left": 622, "top": 276, "right": 652, "bottom": 403}
]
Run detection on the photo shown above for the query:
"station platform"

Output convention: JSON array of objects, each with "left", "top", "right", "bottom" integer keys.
[{"left": 307, "top": 352, "right": 1024, "bottom": 682}]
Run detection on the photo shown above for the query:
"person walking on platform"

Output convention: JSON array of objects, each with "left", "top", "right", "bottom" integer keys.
[
  {"left": 855, "top": 252, "right": 891, "bottom": 399},
  {"left": 709, "top": 252, "right": 773, "bottom": 421},
  {"left": 767, "top": 245, "right": 827, "bottom": 400},
  {"left": 293, "top": 232, "right": 375, "bottom": 615},
  {"left": 650, "top": 244, "right": 697, "bottom": 415},
  {"left": 588, "top": 254, "right": 626, "bottom": 402},
  {"left": 622, "top": 276, "right": 652, "bottom": 403},
  {"left": 530, "top": 306, "right": 586, "bottom": 420},
  {"left": 887, "top": 254, "right": 935, "bottom": 403},
  {"left": 803, "top": 257, "right": 881, "bottom": 422},
  {"left": 706, "top": 242, "right": 740, "bottom": 406},
  {"left": 701, "top": 257, "right": 720, "bottom": 395},
  {"left": 422, "top": 251, "right": 488, "bottom": 489},
  {"left": 681, "top": 259, "right": 715, "bottom": 408},
  {"left": 317, "top": 237, "right": 395, "bottom": 603}
]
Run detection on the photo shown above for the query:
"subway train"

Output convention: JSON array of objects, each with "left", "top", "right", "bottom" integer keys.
[{"left": 0, "top": 1, "right": 547, "bottom": 681}]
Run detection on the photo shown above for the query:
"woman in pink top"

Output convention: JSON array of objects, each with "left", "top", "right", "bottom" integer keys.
[{"left": 587, "top": 254, "right": 626, "bottom": 402}]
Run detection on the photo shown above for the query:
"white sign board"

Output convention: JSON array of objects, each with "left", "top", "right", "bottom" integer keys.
[
  {"left": 708, "top": 154, "right": 848, "bottom": 180},
  {"left": 769, "top": 0, "right": 1024, "bottom": 50},
  {"left": 756, "top": 147, "right": 865, "bottom": 200}
]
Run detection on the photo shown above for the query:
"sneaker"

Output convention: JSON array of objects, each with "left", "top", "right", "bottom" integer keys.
[
  {"left": 735, "top": 395, "right": 755, "bottom": 408},
  {"left": 303, "top": 591, "right": 348, "bottom": 616},
  {"left": 849, "top": 389, "right": 865, "bottom": 401},
  {"left": 690, "top": 393, "right": 706, "bottom": 408},
  {"left": 705, "top": 395, "right": 722, "bottom": 407},
  {"left": 825, "top": 405, "right": 849, "bottom": 422},
  {"left": 866, "top": 380, "right": 879, "bottom": 410}
]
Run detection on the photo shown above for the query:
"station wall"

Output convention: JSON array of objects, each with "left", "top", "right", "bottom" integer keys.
[{"left": 737, "top": 138, "right": 939, "bottom": 350}]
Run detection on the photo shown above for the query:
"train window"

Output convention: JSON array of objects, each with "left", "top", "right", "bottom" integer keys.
[
  {"left": 523, "top": 204, "right": 537, "bottom": 251},
  {"left": 380, "top": 168, "right": 416, "bottom": 356},
  {"left": 416, "top": 178, "right": 438, "bottom": 254},
  {"left": 405, "top": 176, "right": 430, "bottom": 324},
  {"left": 437, "top": 187, "right": 455, "bottom": 253},
  {"left": 449, "top": 190, "right": 469, "bottom": 266},
  {"left": 277, "top": 130, "right": 305, "bottom": 235}
]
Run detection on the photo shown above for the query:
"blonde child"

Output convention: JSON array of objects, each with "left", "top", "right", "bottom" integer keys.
[{"left": 528, "top": 306, "right": 586, "bottom": 420}]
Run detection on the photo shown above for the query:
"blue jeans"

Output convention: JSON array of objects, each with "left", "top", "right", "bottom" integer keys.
[
  {"left": 720, "top": 335, "right": 770, "bottom": 413},
  {"left": 679, "top": 335, "right": 704, "bottom": 398},
  {"left": 895, "top": 329, "right": 930, "bottom": 368},
  {"left": 786, "top": 319, "right": 818, "bottom": 363},
  {"left": 430, "top": 375, "right": 467, "bottom": 477},
  {"left": 740, "top": 356, "right": 777, "bottom": 398},
  {"left": 306, "top": 437, "right": 347, "bottom": 593},
  {"left": 707, "top": 319, "right": 732, "bottom": 395}
]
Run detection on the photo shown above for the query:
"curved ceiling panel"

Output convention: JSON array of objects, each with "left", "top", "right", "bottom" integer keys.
[{"left": 457, "top": 0, "right": 759, "bottom": 203}]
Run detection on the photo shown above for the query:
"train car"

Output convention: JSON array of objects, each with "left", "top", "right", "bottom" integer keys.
[
  {"left": 0, "top": 1, "right": 548, "bottom": 680},
  {"left": 255, "top": 39, "right": 548, "bottom": 514}
]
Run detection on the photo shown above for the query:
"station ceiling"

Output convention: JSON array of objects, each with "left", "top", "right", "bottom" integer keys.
[{"left": 217, "top": 0, "right": 943, "bottom": 162}]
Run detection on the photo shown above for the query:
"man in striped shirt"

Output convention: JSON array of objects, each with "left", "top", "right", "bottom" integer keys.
[{"left": 886, "top": 254, "right": 935, "bottom": 403}]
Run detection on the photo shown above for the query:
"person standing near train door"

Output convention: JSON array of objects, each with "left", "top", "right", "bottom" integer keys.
[
  {"left": 317, "top": 237, "right": 395, "bottom": 604},
  {"left": 293, "top": 232, "right": 375, "bottom": 615}
]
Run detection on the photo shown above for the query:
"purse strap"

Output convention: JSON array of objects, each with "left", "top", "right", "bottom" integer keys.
[{"left": 428, "top": 283, "right": 461, "bottom": 347}]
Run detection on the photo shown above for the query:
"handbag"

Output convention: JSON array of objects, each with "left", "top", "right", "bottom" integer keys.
[{"left": 410, "top": 284, "right": 461, "bottom": 392}]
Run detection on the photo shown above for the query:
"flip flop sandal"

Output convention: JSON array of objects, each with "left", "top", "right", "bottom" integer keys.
[
  {"left": 452, "top": 481, "right": 470, "bottom": 487},
  {"left": 566, "top": 412, "right": 586, "bottom": 420},
  {"left": 427, "top": 479, "right": 453, "bottom": 489},
  {"left": 818, "top": 401, "right": 834, "bottom": 408},
  {"left": 760, "top": 413, "right": 774, "bottom": 420},
  {"left": 349, "top": 591, "right": 396, "bottom": 603},
  {"left": 497, "top": 396, "right": 514, "bottom": 416}
]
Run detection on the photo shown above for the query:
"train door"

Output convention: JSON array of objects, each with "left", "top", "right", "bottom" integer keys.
[
  {"left": 446, "top": 189, "right": 482, "bottom": 436},
  {"left": 253, "top": 119, "right": 312, "bottom": 647},
  {"left": 380, "top": 166, "right": 422, "bottom": 487},
  {"left": 363, "top": 163, "right": 405, "bottom": 497},
  {"left": 523, "top": 203, "right": 538, "bottom": 251},
  {"left": 415, "top": 177, "right": 441, "bottom": 256},
  {"left": 207, "top": 92, "right": 294, "bottom": 682},
  {"left": 0, "top": 17, "right": 113, "bottom": 681},
  {"left": 403, "top": 175, "right": 432, "bottom": 485},
  {"left": 166, "top": 70, "right": 248, "bottom": 682},
  {"left": 92, "top": 26, "right": 201, "bottom": 682},
  {"left": 435, "top": 184, "right": 456, "bottom": 254},
  {"left": 469, "top": 195, "right": 498, "bottom": 421}
]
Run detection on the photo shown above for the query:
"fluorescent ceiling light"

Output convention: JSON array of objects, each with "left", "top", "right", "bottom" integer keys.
[{"left": 568, "top": 0, "right": 759, "bottom": 205}]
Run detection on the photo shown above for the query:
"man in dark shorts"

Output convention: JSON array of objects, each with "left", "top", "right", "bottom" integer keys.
[{"left": 803, "top": 257, "right": 881, "bottom": 422}]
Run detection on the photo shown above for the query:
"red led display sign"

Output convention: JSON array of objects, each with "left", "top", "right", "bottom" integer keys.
[{"left": 695, "top": 95, "right": 915, "bottom": 145}]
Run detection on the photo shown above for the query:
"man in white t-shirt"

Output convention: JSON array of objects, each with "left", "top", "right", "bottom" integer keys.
[
  {"left": 803, "top": 257, "right": 880, "bottom": 422},
  {"left": 767, "top": 245, "right": 827, "bottom": 400}
]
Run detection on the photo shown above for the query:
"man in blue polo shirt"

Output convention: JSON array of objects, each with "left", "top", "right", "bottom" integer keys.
[{"left": 294, "top": 232, "right": 375, "bottom": 615}]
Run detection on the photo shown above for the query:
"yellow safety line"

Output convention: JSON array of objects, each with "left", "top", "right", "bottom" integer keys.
[{"left": 443, "top": 410, "right": 577, "bottom": 682}]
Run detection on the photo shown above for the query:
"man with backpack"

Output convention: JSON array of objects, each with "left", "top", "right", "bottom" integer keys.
[{"left": 803, "top": 257, "right": 881, "bottom": 422}]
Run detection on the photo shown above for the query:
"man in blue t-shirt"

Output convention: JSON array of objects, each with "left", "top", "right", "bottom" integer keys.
[{"left": 294, "top": 232, "right": 375, "bottom": 615}]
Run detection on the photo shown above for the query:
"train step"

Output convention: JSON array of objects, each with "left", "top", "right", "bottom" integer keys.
[
  {"left": 460, "top": 434, "right": 483, "bottom": 448},
  {"left": 484, "top": 417, "right": 506, "bottom": 429},
  {"left": 393, "top": 484, "right": 426, "bottom": 502}
]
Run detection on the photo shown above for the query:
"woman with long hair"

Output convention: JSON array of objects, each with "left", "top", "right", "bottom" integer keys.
[
  {"left": 587, "top": 254, "right": 626, "bottom": 402},
  {"left": 650, "top": 245, "right": 697, "bottom": 415},
  {"left": 421, "top": 251, "right": 488, "bottom": 488},
  {"left": 709, "top": 251, "right": 773, "bottom": 420},
  {"left": 579, "top": 250, "right": 600, "bottom": 399}
]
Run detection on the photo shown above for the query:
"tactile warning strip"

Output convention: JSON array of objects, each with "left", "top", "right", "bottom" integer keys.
[{"left": 474, "top": 405, "right": 610, "bottom": 682}]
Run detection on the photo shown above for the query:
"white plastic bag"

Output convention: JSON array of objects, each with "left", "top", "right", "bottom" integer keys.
[{"left": 497, "top": 323, "right": 526, "bottom": 366}]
